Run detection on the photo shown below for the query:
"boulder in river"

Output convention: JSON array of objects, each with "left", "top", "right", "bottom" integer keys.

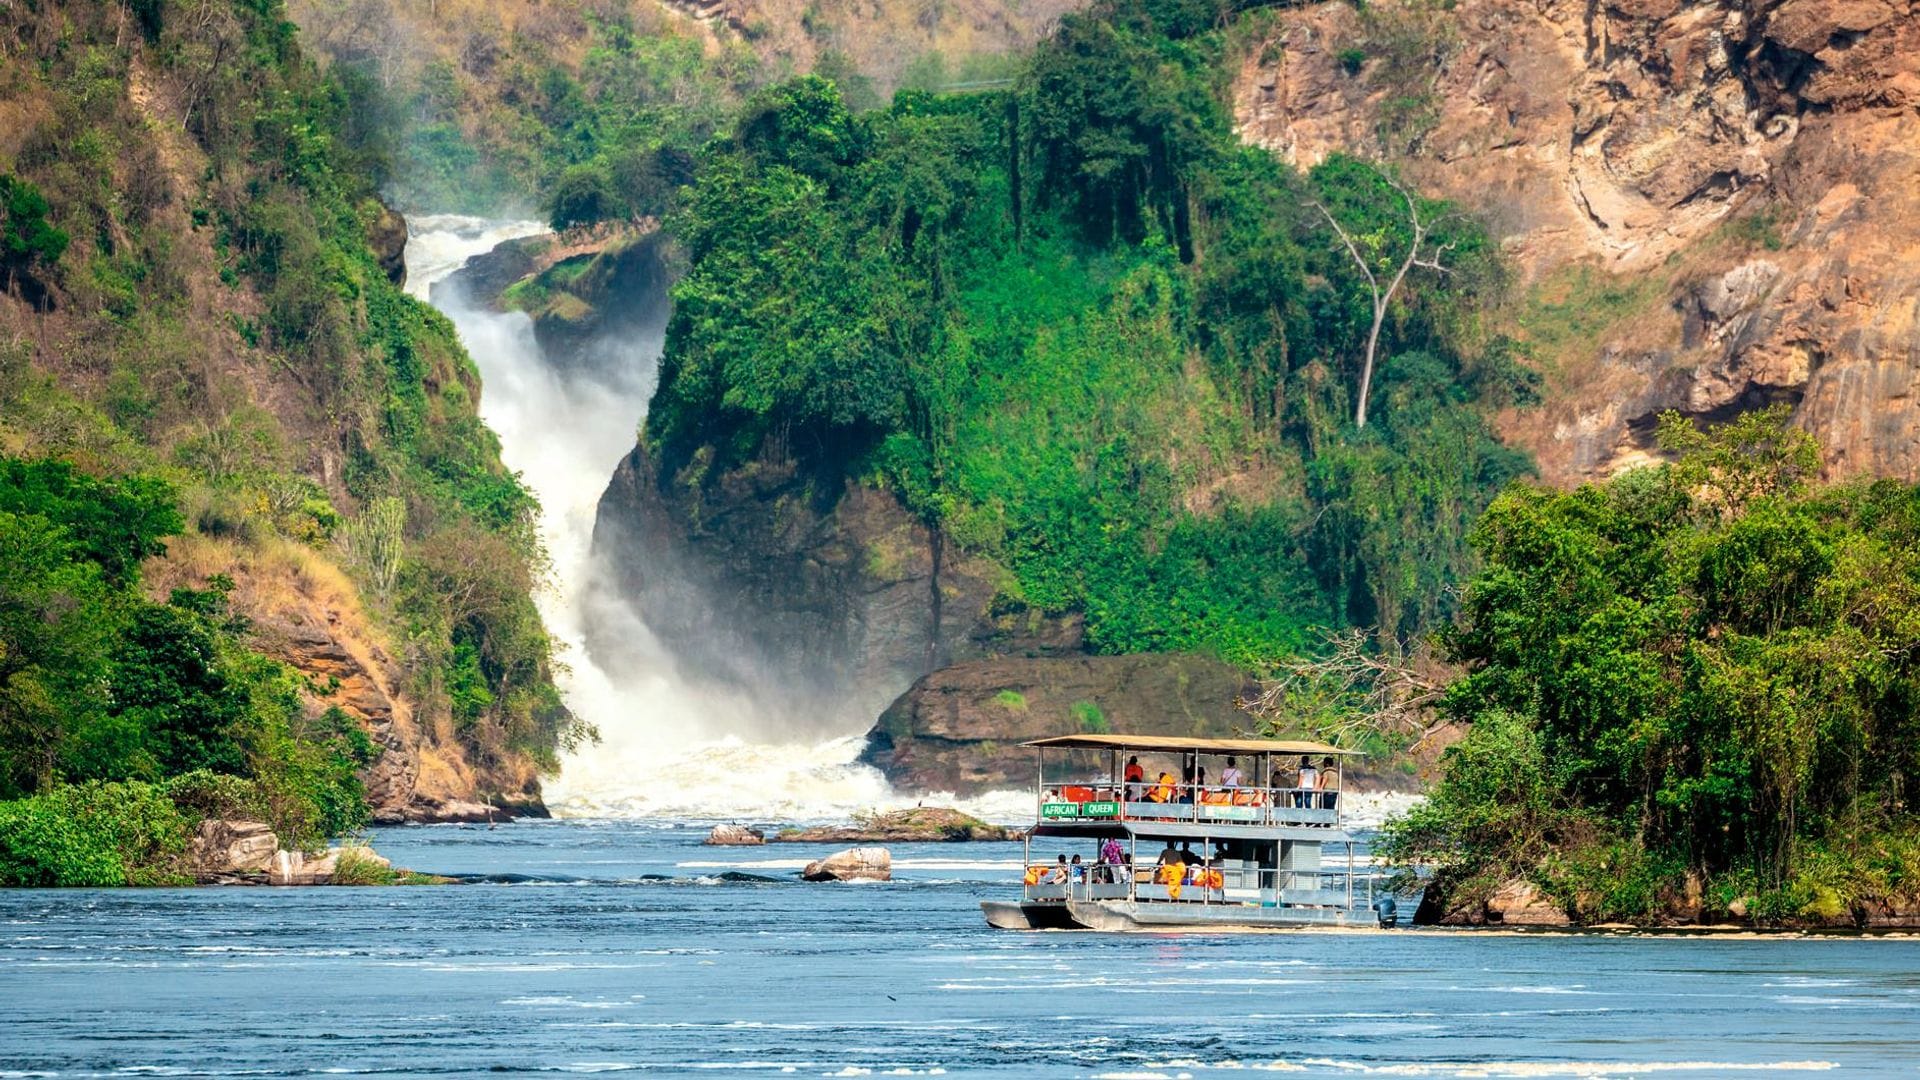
[
  {"left": 801, "top": 847, "right": 892, "bottom": 882},
  {"left": 189, "top": 819, "right": 279, "bottom": 880},
  {"left": 705, "top": 824, "right": 766, "bottom": 846}
]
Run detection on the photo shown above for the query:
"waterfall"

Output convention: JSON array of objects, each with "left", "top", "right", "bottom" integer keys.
[{"left": 404, "top": 216, "right": 1025, "bottom": 822}]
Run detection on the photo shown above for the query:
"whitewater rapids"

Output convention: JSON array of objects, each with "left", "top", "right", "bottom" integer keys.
[{"left": 405, "top": 216, "right": 1035, "bottom": 824}]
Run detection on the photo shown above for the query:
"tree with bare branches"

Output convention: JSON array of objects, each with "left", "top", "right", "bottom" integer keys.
[
  {"left": 1310, "top": 166, "right": 1457, "bottom": 429},
  {"left": 1239, "top": 626, "right": 1452, "bottom": 750}
]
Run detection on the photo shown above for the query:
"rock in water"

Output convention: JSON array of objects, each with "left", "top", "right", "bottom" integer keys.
[
  {"left": 801, "top": 847, "right": 892, "bottom": 882},
  {"left": 189, "top": 819, "right": 279, "bottom": 879},
  {"left": 705, "top": 824, "right": 766, "bottom": 846}
]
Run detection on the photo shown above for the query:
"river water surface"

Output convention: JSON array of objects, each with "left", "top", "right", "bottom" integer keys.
[{"left": 4, "top": 821, "right": 1918, "bottom": 1078}]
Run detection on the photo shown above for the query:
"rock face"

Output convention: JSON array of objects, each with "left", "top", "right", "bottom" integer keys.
[
  {"left": 367, "top": 199, "right": 408, "bottom": 287},
  {"left": 1232, "top": 0, "right": 1920, "bottom": 483},
  {"left": 591, "top": 441, "right": 1079, "bottom": 735},
  {"left": 1417, "top": 877, "right": 1573, "bottom": 927},
  {"left": 705, "top": 824, "right": 767, "bottom": 846},
  {"left": 189, "top": 819, "right": 279, "bottom": 879},
  {"left": 861, "top": 653, "right": 1259, "bottom": 796},
  {"left": 148, "top": 541, "right": 545, "bottom": 824},
  {"left": 800, "top": 846, "right": 893, "bottom": 882}
]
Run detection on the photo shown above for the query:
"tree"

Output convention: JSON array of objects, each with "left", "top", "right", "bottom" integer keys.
[
  {"left": 0, "top": 175, "right": 68, "bottom": 299},
  {"left": 1241, "top": 626, "right": 1450, "bottom": 749},
  {"left": 1310, "top": 161, "right": 1456, "bottom": 428},
  {"left": 0, "top": 512, "right": 116, "bottom": 796}
]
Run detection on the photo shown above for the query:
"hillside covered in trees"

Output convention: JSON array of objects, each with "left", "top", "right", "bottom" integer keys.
[
  {"left": 0, "top": 0, "right": 583, "bottom": 882},
  {"left": 640, "top": 0, "right": 1537, "bottom": 673}
]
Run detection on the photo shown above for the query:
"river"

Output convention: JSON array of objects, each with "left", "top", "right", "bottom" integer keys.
[{"left": 4, "top": 821, "right": 1918, "bottom": 1077}]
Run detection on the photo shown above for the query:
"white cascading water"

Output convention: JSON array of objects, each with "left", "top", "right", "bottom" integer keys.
[{"left": 404, "top": 216, "right": 1031, "bottom": 822}]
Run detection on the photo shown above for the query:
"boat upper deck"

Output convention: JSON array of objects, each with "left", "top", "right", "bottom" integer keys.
[{"left": 1021, "top": 733, "right": 1363, "bottom": 835}]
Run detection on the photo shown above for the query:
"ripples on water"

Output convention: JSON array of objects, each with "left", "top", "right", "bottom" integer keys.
[{"left": 2, "top": 821, "right": 1917, "bottom": 1077}]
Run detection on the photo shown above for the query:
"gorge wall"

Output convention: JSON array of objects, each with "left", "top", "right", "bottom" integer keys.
[{"left": 1232, "top": 0, "right": 1920, "bottom": 483}]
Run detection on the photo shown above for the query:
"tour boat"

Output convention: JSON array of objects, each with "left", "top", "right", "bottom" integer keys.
[{"left": 981, "top": 734, "right": 1384, "bottom": 931}]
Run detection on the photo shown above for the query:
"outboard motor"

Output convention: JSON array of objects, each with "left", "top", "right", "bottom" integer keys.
[{"left": 1373, "top": 894, "right": 1399, "bottom": 929}]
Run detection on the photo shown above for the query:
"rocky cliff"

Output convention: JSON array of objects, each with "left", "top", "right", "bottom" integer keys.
[
  {"left": 1233, "top": 0, "right": 1920, "bottom": 482},
  {"left": 592, "top": 442, "right": 1082, "bottom": 735}
]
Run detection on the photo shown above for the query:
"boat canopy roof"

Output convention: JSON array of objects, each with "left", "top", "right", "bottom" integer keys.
[{"left": 1021, "top": 733, "right": 1362, "bottom": 756}]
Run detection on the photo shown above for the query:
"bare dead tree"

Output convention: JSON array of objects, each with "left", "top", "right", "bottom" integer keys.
[
  {"left": 1239, "top": 627, "right": 1451, "bottom": 749},
  {"left": 1311, "top": 175, "right": 1456, "bottom": 429}
]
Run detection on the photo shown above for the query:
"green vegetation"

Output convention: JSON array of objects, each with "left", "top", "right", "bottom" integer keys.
[
  {"left": 1071, "top": 700, "right": 1109, "bottom": 734},
  {"left": 0, "top": 459, "right": 375, "bottom": 884},
  {"left": 649, "top": 0, "right": 1532, "bottom": 668},
  {"left": 384, "top": 10, "right": 746, "bottom": 221},
  {"left": 1, "top": 174, "right": 70, "bottom": 297},
  {"left": 0, "top": 0, "right": 581, "bottom": 786},
  {"left": 0, "top": 0, "right": 586, "bottom": 886},
  {"left": 1383, "top": 409, "right": 1920, "bottom": 923}
]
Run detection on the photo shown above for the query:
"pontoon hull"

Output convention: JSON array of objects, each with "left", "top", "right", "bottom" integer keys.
[
  {"left": 982, "top": 898, "right": 1377, "bottom": 931},
  {"left": 980, "top": 900, "right": 1084, "bottom": 930}
]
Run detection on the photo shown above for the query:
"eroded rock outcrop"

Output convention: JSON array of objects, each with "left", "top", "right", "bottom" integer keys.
[
  {"left": 861, "top": 653, "right": 1258, "bottom": 796},
  {"left": 771, "top": 807, "right": 1016, "bottom": 843},
  {"left": 147, "top": 541, "right": 544, "bottom": 824},
  {"left": 591, "top": 440, "right": 1079, "bottom": 735},
  {"left": 706, "top": 824, "right": 768, "bottom": 846},
  {"left": 1233, "top": 0, "right": 1920, "bottom": 483},
  {"left": 800, "top": 846, "right": 893, "bottom": 882}
]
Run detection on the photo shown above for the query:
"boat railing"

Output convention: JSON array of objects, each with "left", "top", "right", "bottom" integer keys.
[
  {"left": 1037, "top": 783, "right": 1343, "bottom": 827},
  {"left": 1020, "top": 861, "right": 1376, "bottom": 910}
]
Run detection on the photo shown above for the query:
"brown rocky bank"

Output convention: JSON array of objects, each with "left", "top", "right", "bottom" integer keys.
[{"left": 1233, "top": 0, "right": 1920, "bottom": 484}]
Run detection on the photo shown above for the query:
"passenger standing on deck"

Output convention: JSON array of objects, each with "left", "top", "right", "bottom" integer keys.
[
  {"left": 1156, "top": 841, "right": 1182, "bottom": 867},
  {"left": 1046, "top": 854, "right": 1069, "bottom": 884},
  {"left": 1220, "top": 757, "right": 1243, "bottom": 787},
  {"left": 1124, "top": 755, "right": 1145, "bottom": 800},
  {"left": 1318, "top": 757, "right": 1340, "bottom": 811},
  {"left": 1295, "top": 756, "right": 1319, "bottom": 808}
]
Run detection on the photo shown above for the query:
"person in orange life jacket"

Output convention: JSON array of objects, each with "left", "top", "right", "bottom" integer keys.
[
  {"left": 1146, "top": 771, "right": 1176, "bottom": 802},
  {"left": 1123, "top": 755, "right": 1145, "bottom": 800}
]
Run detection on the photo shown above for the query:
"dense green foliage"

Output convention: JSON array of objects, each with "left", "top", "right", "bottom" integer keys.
[
  {"left": 0, "top": 0, "right": 580, "bottom": 785},
  {"left": 0, "top": 174, "right": 70, "bottom": 295},
  {"left": 0, "top": 458, "right": 374, "bottom": 884},
  {"left": 648, "top": 0, "right": 1533, "bottom": 665},
  {"left": 1383, "top": 409, "right": 1920, "bottom": 923}
]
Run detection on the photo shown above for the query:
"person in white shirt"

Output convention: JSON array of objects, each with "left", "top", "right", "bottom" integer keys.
[
  {"left": 1295, "top": 756, "right": 1319, "bottom": 808},
  {"left": 1220, "top": 756, "right": 1243, "bottom": 787}
]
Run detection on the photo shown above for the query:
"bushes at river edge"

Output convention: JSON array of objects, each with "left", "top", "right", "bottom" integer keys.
[{"left": 1382, "top": 410, "right": 1920, "bottom": 926}]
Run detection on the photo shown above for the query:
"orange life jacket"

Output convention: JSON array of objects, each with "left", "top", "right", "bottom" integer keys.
[
  {"left": 1024, "top": 865, "right": 1044, "bottom": 886},
  {"left": 1155, "top": 861, "right": 1183, "bottom": 900},
  {"left": 1147, "top": 774, "right": 1175, "bottom": 802}
]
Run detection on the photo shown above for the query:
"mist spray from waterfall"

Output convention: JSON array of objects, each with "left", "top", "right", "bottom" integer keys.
[{"left": 405, "top": 216, "right": 1026, "bottom": 821}]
